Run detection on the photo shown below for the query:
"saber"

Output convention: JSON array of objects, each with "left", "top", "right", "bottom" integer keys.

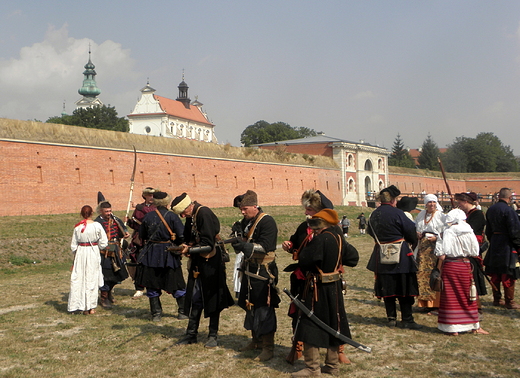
[
  {"left": 124, "top": 146, "right": 137, "bottom": 226},
  {"left": 283, "top": 288, "right": 371, "bottom": 353}
]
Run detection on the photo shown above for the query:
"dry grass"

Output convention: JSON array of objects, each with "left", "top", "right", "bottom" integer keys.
[
  {"left": 0, "top": 118, "right": 337, "bottom": 169},
  {"left": 1, "top": 208, "right": 520, "bottom": 377}
]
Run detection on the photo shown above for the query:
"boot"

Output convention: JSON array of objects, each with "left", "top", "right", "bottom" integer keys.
[
  {"left": 291, "top": 343, "right": 321, "bottom": 377},
  {"left": 322, "top": 345, "right": 339, "bottom": 375},
  {"left": 205, "top": 313, "right": 220, "bottom": 348},
  {"left": 505, "top": 285, "right": 520, "bottom": 309},
  {"left": 176, "top": 296, "right": 188, "bottom": 319},
  {"left": 149, "top": 296, "right": 162, "bottom": 322},
  {"left": 100, "top": 291, "right": 112, "bottom": 309},
  {"left": 492, "top": 289, "right": 505, "bottom": 306},
  {"left": 240, "top": 331, "right": 261, "bottom": 351},
  {"left": 399, "top": 297, "right": 422, "bottom": 329},
  {"left": 337, "top": 344, "right": 351, "bottom": 364},
  {"left": 254, "top": 332, "right": 275, "bottom": 361},
  {"left": 108, "top": 290, "right": 116, "bottom": 304},
  {"left": 176, "top": 306, "right": 201, "bottom": 345}
]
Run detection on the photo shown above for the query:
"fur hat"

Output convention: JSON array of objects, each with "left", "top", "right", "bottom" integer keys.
[
  {"left": 380, "top": 185, "right": 401, "bottom": 198},
  {"left": 152, "top": 191, "right": 172, "bottom": 208},
  {"left": 170, "top": 193, "right": 192, "bottom": 214},
  {"left": 301, "top": 189, "right": 334, "bottom": 212},
  {"left": 142, "top": 187, "right": 156, "bottom": 199},
  {"left": 307, "top": 208, "right": 339, "bottom": 229},
  {"left": 396, "top": 196, "right": 418, "bottom": 212},
  {"left": 234, "top": 190, "right": 258, "bottom": 207}
]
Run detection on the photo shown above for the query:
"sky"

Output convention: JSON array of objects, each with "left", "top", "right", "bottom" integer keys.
[{"left": 1, "top": 1, "right": 520, "bottom": 154}]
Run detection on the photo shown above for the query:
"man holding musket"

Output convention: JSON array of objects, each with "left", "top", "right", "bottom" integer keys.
[
  {"left": 135, "top": 191, "right": 188, "bottom": 321},
  {"left": 95, "top": 200, "right": 130, "bottom": 309},
  {"left": 232, "top": 190, "right": 279, "bottom": 362},
  {"left": 170, "top": 193, "right": 234, "bottom": 348}
]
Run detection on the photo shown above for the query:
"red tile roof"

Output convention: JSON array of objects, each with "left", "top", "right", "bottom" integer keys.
[{"left": 153, "top": 95, "right": 213, "bottom": 126}]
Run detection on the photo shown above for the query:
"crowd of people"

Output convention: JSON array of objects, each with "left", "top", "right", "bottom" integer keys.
[{"left": 67, "top": 185, "right": 520, "bottom": 377}]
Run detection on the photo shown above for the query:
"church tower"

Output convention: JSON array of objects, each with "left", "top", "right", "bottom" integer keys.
[
  {"left": 75, "top": 47, "right": 103, "bottom": 109},
  {"left": 176, "top": 72, "right": 191, "bottom": 109}
]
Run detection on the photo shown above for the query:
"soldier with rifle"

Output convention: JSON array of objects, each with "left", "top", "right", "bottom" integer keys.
[
  {"left": 170, "top": 193, "right": 234, "bottom": 348},
  {"left": 291, "top": 208, "right": 359, "bottom": 377},
  {"left": 134, "top": 191, "right": 188, "bottom": 321},
  {"left": 232, "top": 190, "right": 279, "bottom": 362},
  {"left": 95, "top": 199, "right": 130, "bottom": 309}
]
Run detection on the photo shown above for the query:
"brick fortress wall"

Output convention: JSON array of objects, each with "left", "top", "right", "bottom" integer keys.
[{"left": 0, "top": 140, "right": 342, "bottom": 216}]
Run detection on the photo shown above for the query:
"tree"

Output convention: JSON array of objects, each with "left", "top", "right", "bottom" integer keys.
[
  {"left": 418, "top": 134, "right": 440, "bottom": 170},
  {"left": 46, "top": 105, "right": 129, "bottom": 132},
  {"left": 388, "top": 133, "right": 415, "bottom": 168},
  {"left": 442, "top": 132, "right": 518, "bottom": 172},
  {"left": 240, "top": 120, "right": 317, "bottom": 147}
]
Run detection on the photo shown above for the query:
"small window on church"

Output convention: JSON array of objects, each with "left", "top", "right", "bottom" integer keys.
[{"left": 145, "top": 126, "right": 151, "bottom": 133}]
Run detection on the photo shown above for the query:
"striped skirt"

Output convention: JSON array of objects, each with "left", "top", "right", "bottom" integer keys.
[{"left": 437, "top": 259, "right": 479, "bottom": 333}]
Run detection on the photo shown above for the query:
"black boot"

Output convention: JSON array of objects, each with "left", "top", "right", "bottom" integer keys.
[
  {"left": 149, "top": 296, "right": 162, "bottom": 322},
  {"left": 177, "top": 306, "right": 201, "bottom": 345},
  {"left": 383, "top": 297, "right": 397, "bottom": 327},
  {"left": 176, "top": 296, "right": 188, "bottom": 320},
  {"left": 399, "top": 296, "right": 422, "bottom": 329},
  {"left": 205, "top": 313, "right": 220, "bottom": 348}
]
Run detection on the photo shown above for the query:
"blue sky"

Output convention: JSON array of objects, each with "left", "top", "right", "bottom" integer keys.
[{"left": 1, "top": 1, "right": 520, "bottom": 154}]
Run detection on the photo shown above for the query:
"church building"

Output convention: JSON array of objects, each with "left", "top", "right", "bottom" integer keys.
[{"left": 128, "top": 77, "right": 216, "bottom": 142}]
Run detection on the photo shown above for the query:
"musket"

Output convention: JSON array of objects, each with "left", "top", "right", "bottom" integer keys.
[
  {"left": 124, "top": 146, "right": 137, "bottom": 226},
  {"left": 437, "top": 156, "right": 455, "bottom": 209},
  {"left": 283, "top": 288, "right": 372, "bottom": 353}
]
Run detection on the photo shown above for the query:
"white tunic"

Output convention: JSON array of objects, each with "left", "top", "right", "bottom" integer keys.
[
  {"left": 68, "top": 222, "right": 108, "bottom": 312},
  {"left": 415, "top": 210, "right": 447, "bottom": 255}
]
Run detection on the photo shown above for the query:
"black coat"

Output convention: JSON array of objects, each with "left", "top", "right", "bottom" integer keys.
[
  {"left": 184, "top": 204, "right": 234, "bottom": 317},
  {"left": 484, "top": 200, "right": 520, "bottom": 276},
  {"left": 296, "top": 226, "right": 359, "bottom": 348}
]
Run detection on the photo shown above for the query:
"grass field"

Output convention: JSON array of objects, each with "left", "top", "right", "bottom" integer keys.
[{"left": 1, "top": 206, "right": 520, "bottom": 378}]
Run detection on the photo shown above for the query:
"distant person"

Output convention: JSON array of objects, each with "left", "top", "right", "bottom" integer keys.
[
  {"left": 357, "top": 213, "right": 366, "bottom": 234},
  {"left": 341, "top": 215, "right": 350, "bottom": 237},
  {"left": 68, "top": 205, "right": 108, "bottom": 315}
]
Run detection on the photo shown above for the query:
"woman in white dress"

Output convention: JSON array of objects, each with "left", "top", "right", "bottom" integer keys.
[
  {"left": 415, "top": 194, "right": 446, "bottom": 311},
  {"left": 68, "top": 205, "right": 108, "bottom": 314}
]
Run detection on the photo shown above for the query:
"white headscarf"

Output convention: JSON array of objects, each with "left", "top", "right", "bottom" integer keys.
[{"left": 424, "top": 194, "right": 443, "bottom": 212}]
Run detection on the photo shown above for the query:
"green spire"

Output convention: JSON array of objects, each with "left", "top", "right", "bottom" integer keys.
[{"left": 78, "top": 47, "right": 101, "bottom": 98}]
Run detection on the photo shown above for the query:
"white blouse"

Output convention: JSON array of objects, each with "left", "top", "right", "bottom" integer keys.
[{"left": 436, "top": 222, "right": 479, "bottom": 258}]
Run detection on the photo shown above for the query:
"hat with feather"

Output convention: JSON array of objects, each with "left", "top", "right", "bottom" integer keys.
[{"left": 301, "top": 189, "right": 334, "bottom": 212}]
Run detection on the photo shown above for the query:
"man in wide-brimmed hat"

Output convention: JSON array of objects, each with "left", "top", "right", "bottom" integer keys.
[
  {"left": 231, "top": 190, "right": 279, "bottom": 362},
  {"left": 170, "top": 193, "right": 234, "bottom": 348}
]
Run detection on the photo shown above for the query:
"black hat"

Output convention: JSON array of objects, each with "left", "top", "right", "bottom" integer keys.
[
  {"left": 152, "top": 191, "right": 171, "bottom": 207},
  {"left": 301, "top": 189, "right": 334, "bottom": 212},
  {"left": 380, "top": 185, "right": 401, "bottom": 198},
  {"left": 397, "top": 196, "right": 418, "bottom": 212}
]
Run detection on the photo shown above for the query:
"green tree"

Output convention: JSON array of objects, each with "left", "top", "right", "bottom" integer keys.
[
  {"left": 388, "top": 133, "right": 415, "bottom": 168},
  {"left": 418, "top": 134, "right": 440, "bottom": 170},
  {"left": 46, "top": 105, "right": 129, "bottom": 132},
  {"left": 240, "top": 120, "right": 317, "bottom": 147}
]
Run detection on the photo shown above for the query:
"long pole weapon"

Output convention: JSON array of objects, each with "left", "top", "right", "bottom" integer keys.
[
  {"left": 124, "top": 146, "right": 137, "bottom": 226},
  {"left": 437, "top": 157, "right": 455, "bottom": 209}
]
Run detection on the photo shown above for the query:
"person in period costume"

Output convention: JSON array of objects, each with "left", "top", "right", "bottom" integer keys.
[
  {"left": 134, "top": 191, "right": 188, "bottom": 321},
  {"left": 455, "top": 192, "right": 488, "bottom": 312},
  {"left": 126, "top": 187, "right": 156, "bottom": 299},
  {"left": 435, "top": 209, "right": 489, "bottom": 335},
  {"left": 357, "top": 213, "right": 367, "bottom": 234},
  {"left": 170, "top": 193, "right": 234, "bottom": 348},
  {"left": 484, "top": 188, "right": 520, "bottom": 309},
  {"left": 281, "top": 190, "right": 351, "bottom": 364},
  {"left": 68, "top": 205, "right": 108, "bottom": 315},
  {"left": 232, "top": 190, "right": 279, "bottom": 362},
  {"left": 414, "top": 194, "right": 446, "bottom": 312},
  {"left": 396, "top": 196, "right": 418, "bottom": 222},
  {"left": 366, "top": 185, "right": 421, "bottom": 329},
  {"left": 291, "top": 209, "right": 359, "bottom": 377},
  {"left": 341, "top": 215, "right": 350, "bottom": 237},
  {"left": 95, "top": 201, "right": 130, "bottom": 309}
]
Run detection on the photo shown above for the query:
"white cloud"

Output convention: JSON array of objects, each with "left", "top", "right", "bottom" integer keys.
[
  {"left": 0, "top": 24, "right": 138, "bottom": 120},
  {"left": 351, "top": 90, "right": 375, "bottom": 100}
]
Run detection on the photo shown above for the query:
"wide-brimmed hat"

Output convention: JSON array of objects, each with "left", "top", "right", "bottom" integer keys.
[{"left": 397, "top": 196, "right": 418, "bottom": 212}]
